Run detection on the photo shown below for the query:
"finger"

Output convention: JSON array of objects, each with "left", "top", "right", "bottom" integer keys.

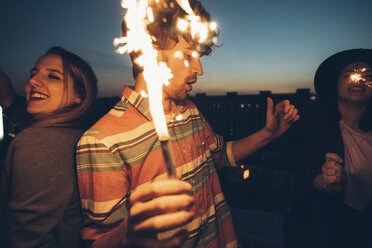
[
  {"left": 266, "top": 97, "right": 274, "bottom": 117},
  {"left": 275, "top": 99, "right": 290, "bottom": 112},
  {"left": 286, "top": 108, "right": 299, "bottom": 122},
  {"left": 325, "top": 168, "right": 342, "bottom": 177},
  {"left": 322, "top": 161, "right": 337, "bottom": 171},
  {"left": 133, "top": 210, "right": 194, "bottom": 233},
  {"left": 325, "top": 168, "right": 337, "bottom": 176},
  {"left": 134, "top": 229, "right": 188, "bottom": 248},
  {"left": 325, "top": 153, "right": 344, "bottom": 164},
  {"left": 284, "top": 105, "right": 294, "bottom": 118},
  {"left": 130, "top": 194, "right": 195, "bottom": 219},
  {"left": 324, "top": 161, "right": 343, "bottom": 172},
  {"left": 323, "top": 175, "right": 339, "bottom": 184},
  {"left": 292, "top": 115, "right": 300, "bottom": 122},
  {"left": 176, "top": 172, "right": 182, "bottom": 180},
  {"left": 326, "top": 175, "right": 342, "bottom": 184},
  {"left": 131, "top": 180, "right": 192, "bottom": 203}
]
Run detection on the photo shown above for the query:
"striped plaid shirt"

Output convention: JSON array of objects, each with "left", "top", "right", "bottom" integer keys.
[{"left": 76, "top": 86, "right": 238, "bottom": 247}]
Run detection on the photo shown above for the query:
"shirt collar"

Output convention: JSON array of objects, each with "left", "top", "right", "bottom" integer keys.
[
  {"left": 121, "top": 86, "right": 152, "bottom": 120},
  {"left": 121, "top": 86, "right": 189, "bottom": 121}
]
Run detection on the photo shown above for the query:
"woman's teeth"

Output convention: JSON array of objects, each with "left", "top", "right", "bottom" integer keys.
[{"left": 31, "top": 92, "right": 48, "bottom": 99}]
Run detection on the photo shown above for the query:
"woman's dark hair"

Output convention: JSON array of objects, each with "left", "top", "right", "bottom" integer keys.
[
  {"left": 314, "top": 48, "right": 372, "bottom": 131},
  {"left": 31, "top": 46, "right": 98, "bottom": 129}
]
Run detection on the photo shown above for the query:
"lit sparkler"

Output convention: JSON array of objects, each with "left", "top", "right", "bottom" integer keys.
[
  {"left": 350, "top": 67, "right": 372, "bottom": 88},
  {"left": 115, "top": 0, "right": 218, "bottom": 177}
]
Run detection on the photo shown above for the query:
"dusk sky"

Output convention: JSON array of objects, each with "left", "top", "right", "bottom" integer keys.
[{"left": 1, "top": 0, "right": 371, "bottom": 97}]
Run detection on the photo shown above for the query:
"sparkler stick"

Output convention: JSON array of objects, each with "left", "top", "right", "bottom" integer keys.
[
  {"left": 115, "top": 0, "right": 218, "bottom": 178},
  {"left": 160, "top": 139, "right": 177, "bottom": 177}
]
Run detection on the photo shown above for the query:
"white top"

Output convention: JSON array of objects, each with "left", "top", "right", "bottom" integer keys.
[{"left": 340, "top": 120, "right": 372, "bottom": 211}]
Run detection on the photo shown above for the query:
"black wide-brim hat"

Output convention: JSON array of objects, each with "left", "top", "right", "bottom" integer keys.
[{"left": 314, "top": 48, "right": 372, "bottom": 101}]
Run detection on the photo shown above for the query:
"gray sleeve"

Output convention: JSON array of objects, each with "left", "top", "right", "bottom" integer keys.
[{"left": 5, "top": 128, "right": 81, "bottom": 248}]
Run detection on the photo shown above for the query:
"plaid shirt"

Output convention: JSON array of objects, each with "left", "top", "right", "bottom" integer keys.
[{"left": 76, "top": 86, "right": 238, "bottom": 247}]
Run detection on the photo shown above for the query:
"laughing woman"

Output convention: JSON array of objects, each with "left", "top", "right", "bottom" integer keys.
[{"left": 1, "top": 47, "right": 97, "bottom": 247}]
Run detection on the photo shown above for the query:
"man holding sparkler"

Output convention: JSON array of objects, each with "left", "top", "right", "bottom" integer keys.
[{"left": 76, "top": 0, "right": 299, "bottom": 247}]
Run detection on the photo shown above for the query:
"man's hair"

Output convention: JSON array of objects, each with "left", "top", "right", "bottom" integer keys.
[
  {"left": 32, "top": 46, "right": 98, "bottom": 129},
  {"left": 121, "top": 0, "right": 219, "bottom": 79}
]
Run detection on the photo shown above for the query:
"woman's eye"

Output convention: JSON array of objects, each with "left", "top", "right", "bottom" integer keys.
[{"left": 48, "top": 74, "right": 61, "bottom": 80}]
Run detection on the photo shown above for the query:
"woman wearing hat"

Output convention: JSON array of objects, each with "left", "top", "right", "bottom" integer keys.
[{"left": 294, "top": 49, "right": 372, "bottom": 248}]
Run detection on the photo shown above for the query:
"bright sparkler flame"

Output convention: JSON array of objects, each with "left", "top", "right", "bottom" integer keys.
[
  {"left": 243, "top": 169, "right": 250, "bottom": 180},
  {"left": 351, "top": 73, "right": 363, "bottom": 82},
  {"left": 147, "top": 7, "right": 154, "bottom": 22},
  {"left": 116, "top": 0, "right": 173, "bottom": 140},
  {"left": 184, "top": 60, "right": 190, "bottom": 67},
  {"left": 176, "top": 0, "right": 194, "bottom": 15},
  {"left": 210, "top": 21, "right": 217, "bottom": 31},
  {"left": 140, "top": 90, "right": 148, "bottom": 98},
  {"left": 177, "top": 19, "right": 189, "bottom": 31},
  {"left": 349, "top": 67, "right": 372, "bottom": 88},
  {"left": 174, "top": 50, "right": 183, "bottom": 59},
  {"left": 176, "top": 0, "right": 218, "bottom": 44}
]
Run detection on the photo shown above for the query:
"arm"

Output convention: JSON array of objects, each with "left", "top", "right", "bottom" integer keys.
[
  {"left": 231, "top": 97, "right": 300, "bottom": 162},
  {"left": 313, "top": 153, "right": 346, "bottom": 193},
  {"left": 0, "top": 68, "right": 16, "bottom": 109}
]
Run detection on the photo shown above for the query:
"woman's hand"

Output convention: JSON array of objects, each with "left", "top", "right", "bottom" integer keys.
[{"left": 321, "top": 153, "right": 346, "bottom": 192}]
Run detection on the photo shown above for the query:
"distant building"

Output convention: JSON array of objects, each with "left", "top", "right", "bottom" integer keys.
[{"left": 190, "top": 88, "right": 316, "bottom": 142}]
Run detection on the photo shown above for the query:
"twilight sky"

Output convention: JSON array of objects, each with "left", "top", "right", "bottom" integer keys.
[{"left": 1, "top": 0, "right": 371, "bottom": 97}]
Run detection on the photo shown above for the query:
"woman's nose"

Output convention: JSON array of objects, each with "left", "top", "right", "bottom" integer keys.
[{"left": 28, "top": 77, "right": 43, "bottom": 87}]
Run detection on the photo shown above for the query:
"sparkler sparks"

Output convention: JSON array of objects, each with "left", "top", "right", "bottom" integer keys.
[
  {"left": 350, "top": 67, "right": 372, "bottom": 88},
  {"left": 115, "top": 0, "right": 219, "bottom": 177},
  {"left": 243, "top": 169, "right": 250, "bottom": 180}
]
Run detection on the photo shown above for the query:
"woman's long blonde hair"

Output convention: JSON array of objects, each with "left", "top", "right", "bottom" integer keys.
[{"left": 31, "top": 47, "right": 98, "bottom": 129}]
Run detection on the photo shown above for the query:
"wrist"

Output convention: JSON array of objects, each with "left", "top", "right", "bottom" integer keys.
[{"left": 262, "top": 126, "right": 276, "bottom": 139}]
